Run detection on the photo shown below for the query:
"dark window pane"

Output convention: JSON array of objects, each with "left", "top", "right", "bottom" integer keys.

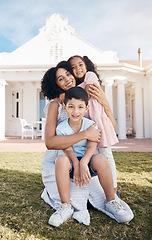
[
  {"left": 16, "top": 92, "right": 19, "bottom": 99},
  {"left": 16, "top": 102, "right": 19, "bottom": 118}
]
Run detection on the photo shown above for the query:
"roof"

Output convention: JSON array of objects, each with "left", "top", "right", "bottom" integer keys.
[
  {"left": 0, "top": 14, "right": 118, "bottom": 66},
  {"left": 119, "top": 60, "right": 152, "bottom": 68}
]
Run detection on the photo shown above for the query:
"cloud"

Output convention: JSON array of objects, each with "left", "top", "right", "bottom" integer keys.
[
  {"left": 74, "top": 0, "right": 152, "bottom": 58},
  {"left": 0, "top": 0, "right": 152, "bottom": 58}
]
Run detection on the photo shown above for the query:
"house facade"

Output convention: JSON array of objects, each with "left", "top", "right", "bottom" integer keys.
[{"left": 0, "top": 14, "right": 152, "bottom": 140}]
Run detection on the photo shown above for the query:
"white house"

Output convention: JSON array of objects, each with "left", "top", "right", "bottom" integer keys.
[{"left": 0, "top": 14, "right": 152, "bottom": 140}]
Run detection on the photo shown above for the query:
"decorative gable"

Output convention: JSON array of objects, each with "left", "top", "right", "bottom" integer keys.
[{"left": 0, "top": 14, "right": 118, "bottom": 66}]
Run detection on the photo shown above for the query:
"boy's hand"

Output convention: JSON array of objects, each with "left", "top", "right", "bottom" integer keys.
[
  {"left": 79, "top": 161, "right": 91, "bottom": 186},
  {"left": 73, "top": 162, "right": 80, "bottom": 187}
]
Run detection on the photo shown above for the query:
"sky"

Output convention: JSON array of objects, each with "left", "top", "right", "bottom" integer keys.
[{"left": 0, "top": 0, "right": 152, "bottom": 60}]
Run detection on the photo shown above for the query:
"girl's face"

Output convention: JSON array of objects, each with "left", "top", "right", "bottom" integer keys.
[
  {"left": 56, "top": 68, "right": 76, "bottom": 91},
  {"left": 70, "top": 57, "right": 87, "bottom": 79}
]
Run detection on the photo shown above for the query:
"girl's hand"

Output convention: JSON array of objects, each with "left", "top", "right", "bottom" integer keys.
[
  {"left": 88, "top": 84, "right": 109, "bottom": 107},
  {"left": 86, "top": 123, "right": 101, "bottom": 142},
  {"left": 57, "top": 93, "right": 65, "bottom": 104},
  {"left": 79, "top": 161, "right": 91, "bottom": 186}
]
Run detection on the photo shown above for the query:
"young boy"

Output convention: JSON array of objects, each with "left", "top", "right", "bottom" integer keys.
[{"left": 49, "top": 86, "right": 132, "bottom": 227}]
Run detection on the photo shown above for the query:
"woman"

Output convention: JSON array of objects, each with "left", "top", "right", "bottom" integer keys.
[{"left": 41, "top": 61, "right": 133, "bottom": 226}]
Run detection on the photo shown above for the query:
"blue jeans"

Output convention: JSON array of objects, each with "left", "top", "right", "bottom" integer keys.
[{"left": 69, "top": 155, "right": 97, "bottom": 179}]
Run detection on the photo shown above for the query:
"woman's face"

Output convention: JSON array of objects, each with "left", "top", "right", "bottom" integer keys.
[{"left": 56, "top": 68, "right": 76, "bottom": 91}]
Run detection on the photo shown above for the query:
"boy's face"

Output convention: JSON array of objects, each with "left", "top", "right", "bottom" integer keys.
[
  {"left": 63, "top": 98, "right": 89, "bottom": 122},
  {"left": 70, "top": 57, "right": 87, "bottom": 79}
]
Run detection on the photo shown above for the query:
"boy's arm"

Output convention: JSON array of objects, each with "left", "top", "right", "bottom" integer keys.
[
  {"left": 80, "top": 140, "right": 97, "bottom": 186},
  {"left": 63, "top": 146, "right": 79, "bottom": 169},
  {"left": 63, "top": 146, "right": 80, "bottom": 186}
]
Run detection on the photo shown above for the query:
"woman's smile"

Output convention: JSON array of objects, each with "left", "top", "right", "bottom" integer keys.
[{"left": 66, "top": 81, "right": 74, "bottom": 87}]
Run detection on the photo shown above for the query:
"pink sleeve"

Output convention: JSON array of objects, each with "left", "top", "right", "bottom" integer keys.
[{"left": 84, "top": 71, "right": 100, "bottom": 87}]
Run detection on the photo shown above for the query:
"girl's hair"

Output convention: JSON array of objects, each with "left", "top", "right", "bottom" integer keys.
[
  {"left": 41, "top": 61, "right": 75, "bottom": 100},
  {"left": 68, "top": 55, "right": 101, "bottom": 83}
]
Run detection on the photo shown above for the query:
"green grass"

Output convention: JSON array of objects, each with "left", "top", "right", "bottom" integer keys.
[{"left": 0, "top": 152, "right": 152, "bottom": 240}]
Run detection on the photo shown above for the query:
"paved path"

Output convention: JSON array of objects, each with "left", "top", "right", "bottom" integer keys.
[{"left": 0, "top": 137, "right": 152, "bottom": 152}]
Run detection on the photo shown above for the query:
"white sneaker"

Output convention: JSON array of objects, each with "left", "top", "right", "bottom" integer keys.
[
  {"left": 106, "top": 199, "right": 132, "bottom": 223},
  {"left": 48, "top": 203, "right": 74, "bottom": 227}
]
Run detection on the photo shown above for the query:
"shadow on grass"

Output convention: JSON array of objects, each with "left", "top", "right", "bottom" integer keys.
[
  {"left": 113, "top": 152, "right": 152, "bottom": 173},
  {"left": 0, "top": 167, "right": 151, "bottom": 240}
]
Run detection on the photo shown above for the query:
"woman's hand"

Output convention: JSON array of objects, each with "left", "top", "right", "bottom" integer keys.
[{"left": 85, "top": 123, "right": 101, "bottom": 142}]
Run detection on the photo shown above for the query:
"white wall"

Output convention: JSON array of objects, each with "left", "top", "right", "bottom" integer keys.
[
  {"left": 149, "top": 76, "right": 152, "bottom": 137},
  {"left": 5, "top": 81, "right": 41, "bottom": 136}
]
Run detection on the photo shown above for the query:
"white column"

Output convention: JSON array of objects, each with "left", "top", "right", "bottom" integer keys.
[
  {"left": 143, "top": 84, "right": 150, "bottom": 138},
  {"left": 0, "top": 80, "right": 7, "bottom": 140},
  {"left": 135, "top": 84, "right": 144, "bottom": 138},
  {"left": 103, "top": 79, "right": 114, "bottom": 112},
  {"left": 117, "top": 81, "right": 127, "bottom": 139}
]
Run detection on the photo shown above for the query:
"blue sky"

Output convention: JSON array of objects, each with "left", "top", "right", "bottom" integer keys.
[{"left": 0, "top": 0, "right": 152, "bottom": 59}]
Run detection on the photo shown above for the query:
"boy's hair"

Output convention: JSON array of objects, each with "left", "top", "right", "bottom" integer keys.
[
  {"left": 41, "top": 61, "right": 75, "bottom": 100},
  {"left": 68, "top": 55, "right": 101, "bottom": 83},
  {"left": 64, "top": 87, "right": 88, "bottom": 106}
]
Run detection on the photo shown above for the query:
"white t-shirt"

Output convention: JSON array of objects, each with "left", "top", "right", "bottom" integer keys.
[{"left": 56, "top": 117, "right": 96, "bottom": 157}]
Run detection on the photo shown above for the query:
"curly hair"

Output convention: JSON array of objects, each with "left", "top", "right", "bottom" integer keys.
[
  {"left": 68, "top": 55, "right": 101, "bottom": 83},
  {"left": 41, "top": 61, "right": 75, "bottom": 100}
]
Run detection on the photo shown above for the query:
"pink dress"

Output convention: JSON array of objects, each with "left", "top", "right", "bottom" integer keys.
[{"left": 78, "top": 71, "right": 118, "bottom": 148}]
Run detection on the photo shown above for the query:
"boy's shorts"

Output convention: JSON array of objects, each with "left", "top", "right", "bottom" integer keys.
[{"left": 69, "top": 155, "right": 97, "bottom": 179}]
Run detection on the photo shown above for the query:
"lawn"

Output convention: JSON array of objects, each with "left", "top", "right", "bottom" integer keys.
[{"left": 0, "top": 152, "right": 151, "bottom": 240}]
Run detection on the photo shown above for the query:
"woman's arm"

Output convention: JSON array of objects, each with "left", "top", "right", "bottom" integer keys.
[
  {"left": 88, "top": 84, "right": 116, "bottom": 131},
  {"left": 45, "top": 101, "right": 101, "bottom": 150}
]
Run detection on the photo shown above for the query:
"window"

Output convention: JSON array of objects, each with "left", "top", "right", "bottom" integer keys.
[
  {"left": 49, "top": 44, "right": 63, "bottom": 59},
  {"left": 125, "top": 92, "right": 131, "bottom": 119},
  {"left": 39, "top": 91, "right": 46, "bottom": 121},
  {"left": 12, "top": 91, "right": 22, "bottom": 118}
]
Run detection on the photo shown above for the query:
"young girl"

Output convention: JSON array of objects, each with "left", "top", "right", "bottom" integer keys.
[{"left": 68, "top": 55, "right": 118, "bottom": 193}]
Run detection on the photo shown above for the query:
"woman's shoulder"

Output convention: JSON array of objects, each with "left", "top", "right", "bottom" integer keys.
[
  {"left": 44, "top": 99, "right": 59, "bottom": 115},
  {"left": 48, "top": 99, "right": 59, "bottom": 108}
]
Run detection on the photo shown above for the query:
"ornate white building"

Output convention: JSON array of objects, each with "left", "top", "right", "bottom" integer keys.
[{"left": 0, "top": 14, "right": 152, "bottom": 140}]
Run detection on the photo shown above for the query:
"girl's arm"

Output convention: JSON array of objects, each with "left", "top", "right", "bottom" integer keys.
[
  {"left": 88, "top": 84, "right": 116, "bottom": 131},
  {"left": 83, "top": 72, "right": 116, "bottom": 130},
  {"left": 45, "top": 101, "right": 101, "bottom": 150}
]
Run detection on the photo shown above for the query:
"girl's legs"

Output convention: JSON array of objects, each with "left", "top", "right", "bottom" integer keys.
[
  {"left": 91, "top": 154, "right": 132, "bottom": 223},
  {"left": 91, "top": 154, "right": 115, "bottom": 201},
  {"left": 55, "top": 155, "right": 71, "bottom": 204},
  {"left": 98, "top": 147, "right": 117, "bottom": 193}
]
